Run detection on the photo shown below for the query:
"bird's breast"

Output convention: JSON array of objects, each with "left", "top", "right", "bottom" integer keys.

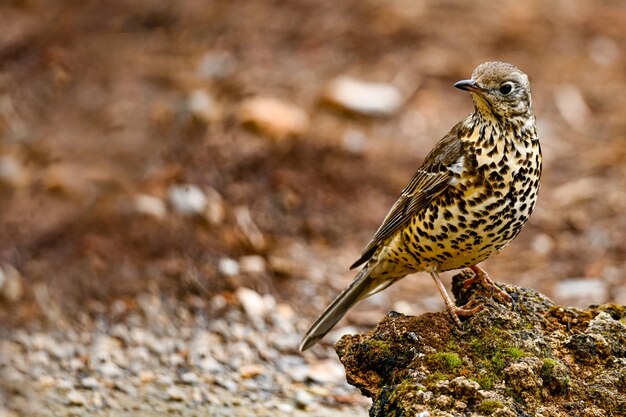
[{"left": 401, "top": 125, "right": 541, "bottom": 272}]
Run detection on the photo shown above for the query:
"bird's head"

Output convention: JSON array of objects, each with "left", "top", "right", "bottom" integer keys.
[{"left": 454, "top": 61, "right": 532, "bottom": 120}]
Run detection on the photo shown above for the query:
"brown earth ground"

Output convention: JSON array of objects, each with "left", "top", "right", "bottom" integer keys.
[{"left": 0, "top": 0, "right": 625, "bottom": 414}]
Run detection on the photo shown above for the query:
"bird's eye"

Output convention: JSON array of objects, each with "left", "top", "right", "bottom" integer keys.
[{"left": 499, "top": 82, "right": 514, "bottom": 95}]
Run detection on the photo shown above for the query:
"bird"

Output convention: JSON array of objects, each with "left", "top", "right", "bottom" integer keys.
[{"left": 300, "top": 61, "right": 541, "bottom": 352}]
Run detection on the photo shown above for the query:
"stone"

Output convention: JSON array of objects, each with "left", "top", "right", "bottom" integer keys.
[
  {"left": 236, "top": 287, "right": 269, "bottom": 319},
  {"left": 168, "top": 184, "right": 207, "bottom": 216},
  {"left": 80, "top": 376, "right": 99, "bottom": 390},
  {"left": 187, "top": 89, "right": 220, "bottom": 123},
  {"left": 234, "top": 206, "right": 266, "bottom": 251},
  {"left": 166, "top": 386, "right": 187, "bottom": 401},
  {"left": 239, "top": 364, "right": 265, "bottom": 379},
  {"left": 180, "top": 371, "right": 199, "bottom": 385},
  {"left": 238, "top": 255, "right": 266, "bottom": 274},
  {"left": 322, "top": 76, "right": 404, "bottom": 117},
  {"left": 204, "top": 187, "right": 226, "bottom": 225},
  {"left": 132, "top": 194, "right": 167, "bottom": 219},
  {"left": 335, "top": 273, "right": 626, "bottom": 416},
  {"left": 66, "top": 390, "right": 88, "bottom": 406},
  {"left": 0, "top": 263, "right": 23, "bottom": 302},
  {"left": 238, "top": 96, "right": 309, "bottom": 140},
  {"left": 0, "top": 154, "right": 27, "bottom": 188},
  {"left": 218, "top": 258, "right": 240, "bottom": 277}
]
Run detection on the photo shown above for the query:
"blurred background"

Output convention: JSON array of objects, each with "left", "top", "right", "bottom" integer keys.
[{"left": 0, "top": 0, "right": 625, "bottom": 415}]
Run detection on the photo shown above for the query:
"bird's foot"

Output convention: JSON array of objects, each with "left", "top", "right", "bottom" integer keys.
[
  {"left": 463, "top": 265, "right": 512, "bottom": 305},
  {"left": 445, "top": 299, "right": 484, "bottom": 328}
]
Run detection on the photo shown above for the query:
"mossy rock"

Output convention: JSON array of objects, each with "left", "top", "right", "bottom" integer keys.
[{"left": 335, "top": 273, "right": 626, "bottom": 417}]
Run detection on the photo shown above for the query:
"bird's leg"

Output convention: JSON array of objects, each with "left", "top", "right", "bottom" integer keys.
[
  {"left": 463, "top": 265, "right": 513, "bottom": 305},
  {"left": 429, "top": 271, "right": 483, "bottom": 328}
]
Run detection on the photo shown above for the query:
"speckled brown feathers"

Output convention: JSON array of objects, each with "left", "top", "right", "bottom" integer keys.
[{"left": 301, "top": 62, "right": 541, "bottom": 351}]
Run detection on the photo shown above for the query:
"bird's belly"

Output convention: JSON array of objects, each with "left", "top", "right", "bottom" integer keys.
[{"left": 403, "top": 184, "right": 532, "bottom": 272}]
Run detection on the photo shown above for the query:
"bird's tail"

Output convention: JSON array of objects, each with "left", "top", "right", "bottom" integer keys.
[{"left": 300, "top": 264, "right": 389, "bottom": 351}]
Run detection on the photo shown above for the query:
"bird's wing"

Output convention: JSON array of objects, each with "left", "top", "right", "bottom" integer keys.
[{"left": 350, "top": 123, "right": 466, "bottom": 269}]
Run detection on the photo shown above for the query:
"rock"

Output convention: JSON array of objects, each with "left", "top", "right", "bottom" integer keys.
[
  {"left": 238, "top": 96, "right": 310, "bottom": 140},
  {"left": 234, "top": 205, "right": 266, "bottom": 251},
  {"left": 0, "top": 154, "right": 28, "bottom": 188},
  {"left": 66, "top": 390, "right": 88, "bottom": 406},
  {"left": 168, "top": 184, "right": 207, "bottom": 216},
  {"left": 204, "top": 187, "right": 226, "bottom": 225},
  {"left": 218, "top": 258, "right": 240, "bottom": 277},
  {"left": 239, "top": 363, "right": 265, "bottom": 379},
  {"left": 0, "top": 263, "right": 24, "bottom": 302},
  {"left": 236, "top": 287, "right": 271, "bottom": 320},
  {"left": 294, "top": 389, "right": 315, "bottom": 408},
  {"left": 187, "top": 89, "right": 220, "bottom": 123},
  {"left": 180, "top": 371, "right": 199, "bottom": 385},
  {"left": 322, "top": 76, "right": 405, "bottom": 117},
  {"left": 80, "top": 376, "right": 99, "bottom": 390},
  {"left": 238, "top": 255, "right": 266, "bottom": 274},
  {"left": 335, "top": 272, "right": 626, "bottom": 416},
  {"left": 133, "top": 194, "right": 167, "bottom": 219},
  {"left": 166, "top": 386, "right": 187, "bottom": 401}
]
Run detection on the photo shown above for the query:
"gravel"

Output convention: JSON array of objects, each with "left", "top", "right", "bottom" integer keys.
[{"left": 0, "top": 290, "right": 369, "bottom": 417}]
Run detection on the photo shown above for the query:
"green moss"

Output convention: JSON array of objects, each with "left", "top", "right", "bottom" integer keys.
[
  {"left": 367, "top": 339, "right": 394, "bottom": 356},
  {"left": 541, "top": 358, "right": 557, "bottom": 379},
  {"left": 467, "top": 335, "right": 529, "bottom": 390},
  {"left": 474, "top": 374, "right": 496, "bottom": 390},
  {"left": 427, "top": 352, "right": 462, "bottom": 371},
  {"left": 541, "top": 358, "right": 570, "bottom": 394},
  {"left": 426, "top": 371, "right": 451, "bottom": 384},
  {"left": 505, "top": 347, "right": 526, "bottom": 360},
  {"left": 477, "top": 399, "right": 504, "bottom": 415}
]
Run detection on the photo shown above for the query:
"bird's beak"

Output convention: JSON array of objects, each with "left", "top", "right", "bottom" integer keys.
[{"left": 454, "top": 79, "right": 484, "bottom": 93}]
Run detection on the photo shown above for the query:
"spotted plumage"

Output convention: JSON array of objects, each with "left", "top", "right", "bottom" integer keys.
[{"left": 300, "top": 62, "right": 542, "bottom": 351}]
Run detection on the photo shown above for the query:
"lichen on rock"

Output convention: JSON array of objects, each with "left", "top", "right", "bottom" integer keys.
[{"left": 335, "top": 272, "right": 626, "bottom": 417}]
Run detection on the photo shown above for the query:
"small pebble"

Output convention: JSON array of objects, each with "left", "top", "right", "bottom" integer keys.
[
  {"left": 187, "top": 89, "right": 220, "bottom": 124},
  {"left": 276, "top": 402, "right": 296, "bottom": 413},
  {"left": 0, "top": 154, "right": 27, "bottom": 188},
  {"left": 66, "top": 390, "right": 88, "bottom": 406},
  {"left": 238, "top": 96, "right": 310, "bottom": 140},
  {"left": 167, "top": 386, "right": 187, "bottom": 401},
  {"left": 239, "top": 255, "right": 266, "bottom": 274},
  {"left": 239, "top": 364, "right": 265, "bottom": 379},
  {"left": 80, "top": 376, "right": 99, "bottom": 390},
  {"left": 236, "top": 287, "right": 269, "bottom": 319},
  {"left": 0, "top": 263, "right": 24, "bottom": 302},
  {"left": 168, "top": 184, "right": 207, "bottom": 216},
  {"left": 218, "top": 258, "right": 240, "bottom": 277},
  {"left": 133, "top": 194, "right": 167, "bottom": 219},
  {"left": 322, "top": 76, "right": 404, "bottom": 117},
  {"left": 180, "top": 371, "right": 199, "bottom": 385},
  {"left": 294, "top": 389, "right": 315, "bottom": 408}
]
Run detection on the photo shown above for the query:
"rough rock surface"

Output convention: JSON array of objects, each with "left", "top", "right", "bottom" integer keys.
[{"left": 335, "top": 271, "right": 626, "bottom": 417}]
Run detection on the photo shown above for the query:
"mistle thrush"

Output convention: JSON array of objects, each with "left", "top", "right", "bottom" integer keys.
[{"left": 301, "top": 61, "right": 541, "bottom": 351}]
